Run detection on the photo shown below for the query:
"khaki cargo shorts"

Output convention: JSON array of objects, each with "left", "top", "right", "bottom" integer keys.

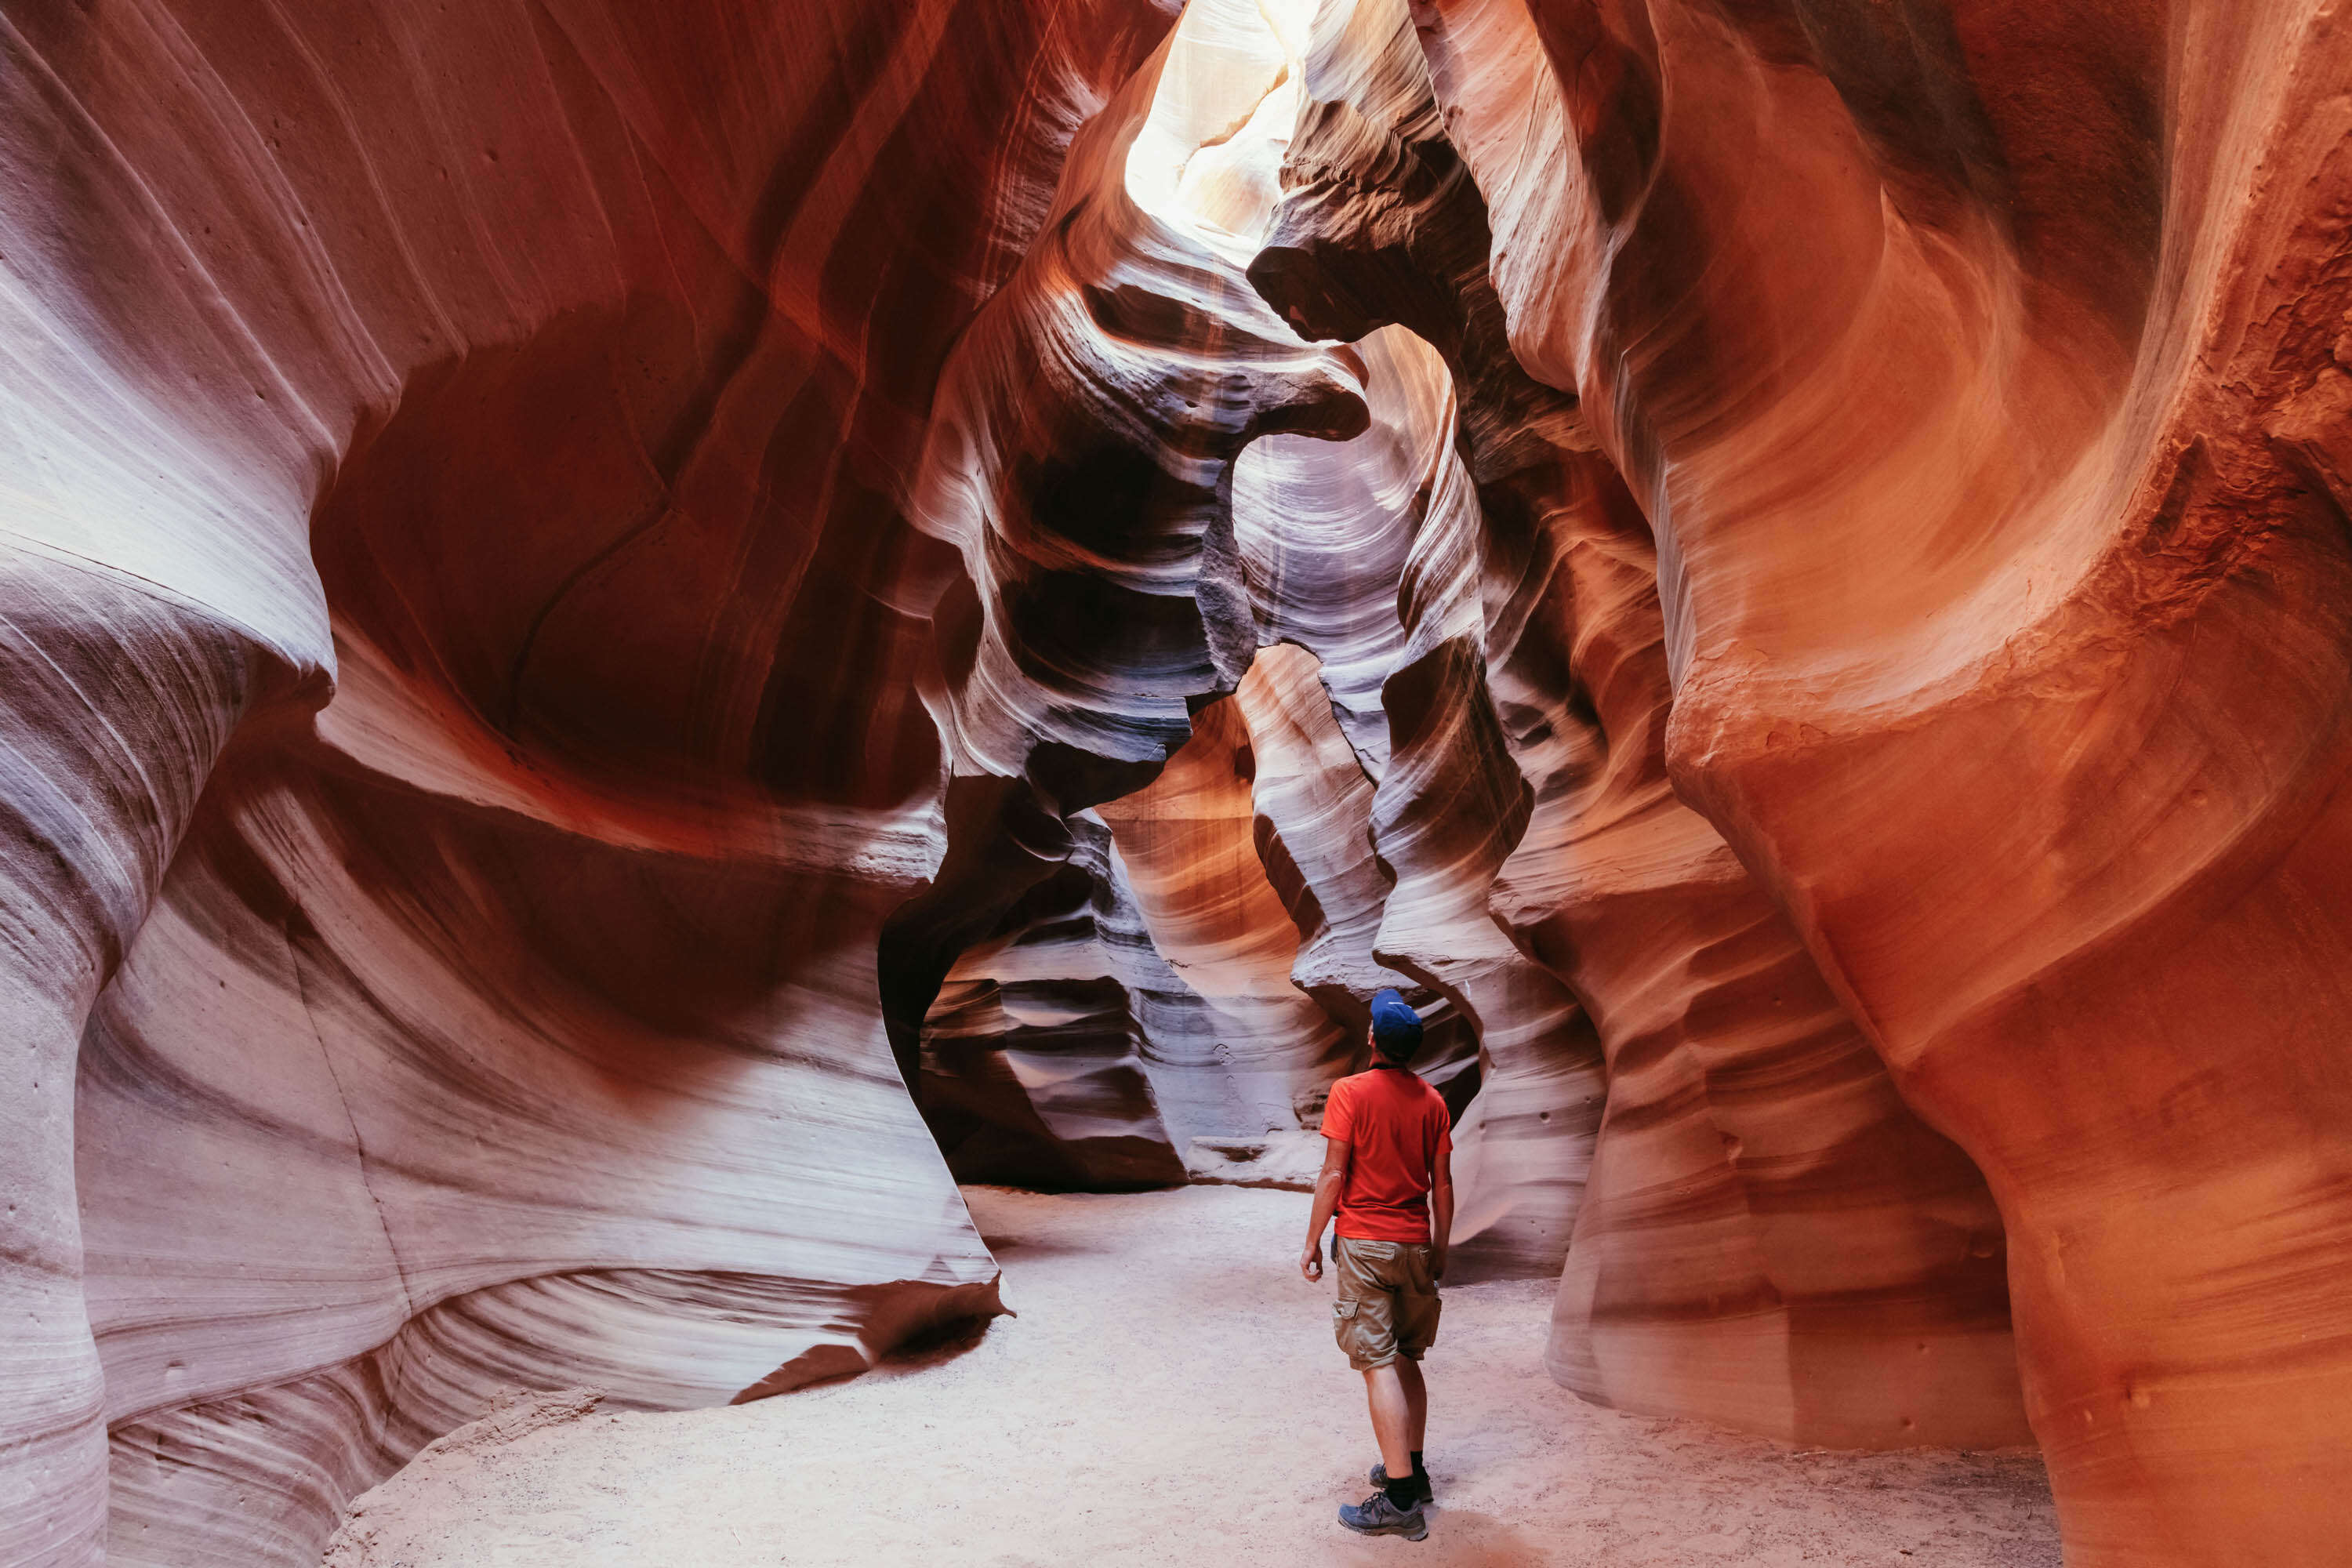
[{"left": 1331, "top": 1236, "right": 1441, "bottom": 1371}]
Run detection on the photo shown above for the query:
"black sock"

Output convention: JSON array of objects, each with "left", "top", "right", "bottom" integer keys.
[
  {"left": 1383, "top": 1472, "right": 1421, "bottom": 1509},
  {"left": 1410, "top": 1450, "right": 1427, "bottom": 1479}
]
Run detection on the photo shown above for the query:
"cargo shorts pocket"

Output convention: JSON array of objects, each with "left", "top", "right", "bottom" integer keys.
[
  {"left": 1332, "top": 1297, "right": 1360, "bottom": 1359},
  {"left": 1334, "top": 1294, "right": 1400, "bottom": 1370}
]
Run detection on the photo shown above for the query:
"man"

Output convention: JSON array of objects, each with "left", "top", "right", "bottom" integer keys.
[{"left": 1299, "top": 987, "right": 1454, "bottom": 1541}]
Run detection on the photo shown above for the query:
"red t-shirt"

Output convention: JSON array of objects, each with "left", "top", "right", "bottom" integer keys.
[{"left": 1322, "top": 1066, "right": 1452, "bottom": 1242}]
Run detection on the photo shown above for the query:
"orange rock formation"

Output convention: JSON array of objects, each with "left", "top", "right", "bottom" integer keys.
[
  {"left": 1412, "top": 0, "right": 2352, "bottom": 1559},
  {"left": 2, "top": 0, "right": 2345, "bottom": 1563}
]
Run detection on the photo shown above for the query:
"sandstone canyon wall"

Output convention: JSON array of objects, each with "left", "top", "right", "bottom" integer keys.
[
  {"left": 2, "top": 0, "right": 2348, "bottom": 1563},
  {"left": 1246, "top": 0, "right": 2027, "bottom": 1447},
  {"left": 889, "top": 0, "right": 1601, "bottom": 1285},
  {"left": 1408, "top": 0, "right": 2352, "bottom": 1559},
  {"left": 0, "top": 2, "right": 1177, "bottom": 1563}
]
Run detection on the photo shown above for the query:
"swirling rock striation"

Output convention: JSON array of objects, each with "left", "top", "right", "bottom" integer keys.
[
  {"left": 2, "top": 2, "right": 1173, "bottom": 1563},
  {"left": 877, "top": 0, "right": 1368, "bottom": 1151},
  {"left": 1250, "top": 0, "right": 2027, "bottom": 1448},
  {"left": 900, "top": 0, "right": 1610, "bottom": 1276},
  {"left": 10, "top": 0, "right": 2352, "bottom": 1561},
  {"left": 917, "top": 811, "right": 1196, "bottom": 1190},
  {"left": 1413, "top": 0, "right": 2352, "bottom": 1556}
]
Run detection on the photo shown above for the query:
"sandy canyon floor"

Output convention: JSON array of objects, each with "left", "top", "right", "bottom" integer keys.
[{"left": 322, "top": 1186, "right": 2060, "bottom": 1566}]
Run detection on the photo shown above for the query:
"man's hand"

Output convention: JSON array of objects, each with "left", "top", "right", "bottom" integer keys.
[
  {"left": 1429, "top": 1247, "right": 1446, "bottom": 1284},
  {"left": 1300, "top": 1241, "right": 1324, "bottom": 1283}
]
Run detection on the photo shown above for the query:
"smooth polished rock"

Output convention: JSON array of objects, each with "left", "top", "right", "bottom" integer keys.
[
  {"left": 10, "top": 0, "right": 2351, "bottom": 1561},
  {"left": 1247, "top": 0, "right": 2025, "bottom": 1444},
  {"left": 1413, "top": 0, "right": 2352, "bottom": 1556},
  {"left": 2, "top": 2, "right": 1173, "bottom": 1563}
]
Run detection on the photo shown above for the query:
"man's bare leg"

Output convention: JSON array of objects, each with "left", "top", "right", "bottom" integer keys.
[
  {"left": 1362, "top": 1363, "right": 1415, "bottom": 1479},
  {"left": 1396, "top": 1356, "right": 1428, "bottom": 1454}
]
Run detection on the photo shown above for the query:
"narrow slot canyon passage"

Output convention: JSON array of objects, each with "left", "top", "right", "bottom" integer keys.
[
  {"left": 7, "top": 0, "right": 2351, "bottom": 1563},
  {"left": 321, "top": 1187, "right": 2059, "bottom": 1566}
]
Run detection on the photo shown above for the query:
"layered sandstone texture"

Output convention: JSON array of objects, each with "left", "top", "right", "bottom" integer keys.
[
  {"left": 895, "top": 0, "right": 1606, "bottom": 1284},
  {"left": 0, "top": 3, "right": 1178, "bottom": 1564},
  {"left": 1240, "top": 0, "right": 2028, "bottom": 1449},
  {"left": 1, "top": 1, "right": 1581, "bottom": 1561},
  {"left": 3, "top": 0, "right": 2347, "bottom": 1565},
  {"left": 1408, "top": 0, "right": 2352, "bottom": 1561}
]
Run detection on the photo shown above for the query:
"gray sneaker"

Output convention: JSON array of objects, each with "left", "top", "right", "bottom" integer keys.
[
  {"left": 1339, "top": 1490, "right": 1428, "bottom": 1541},
  {"left": 1368, "top": 1464, "right": 1434, "bottom": 1507}
]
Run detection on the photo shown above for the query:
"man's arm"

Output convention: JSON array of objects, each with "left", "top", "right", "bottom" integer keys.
[
  {"left": 1300, "top": 1137, "right": 1350, "bottom": 1282},
  {"left": 1428, "top": 1142, "right": 1454, "bottom": 1282}
]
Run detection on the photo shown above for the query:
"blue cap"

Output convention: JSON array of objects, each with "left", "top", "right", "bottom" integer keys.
[{"left": 1369, "top": 988, "right": 1423, "bottom": 1059}]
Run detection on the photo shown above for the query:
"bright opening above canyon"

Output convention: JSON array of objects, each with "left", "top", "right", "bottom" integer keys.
[{"left": 2, "top": 0, "right": 2347, "bottom": 1563}]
